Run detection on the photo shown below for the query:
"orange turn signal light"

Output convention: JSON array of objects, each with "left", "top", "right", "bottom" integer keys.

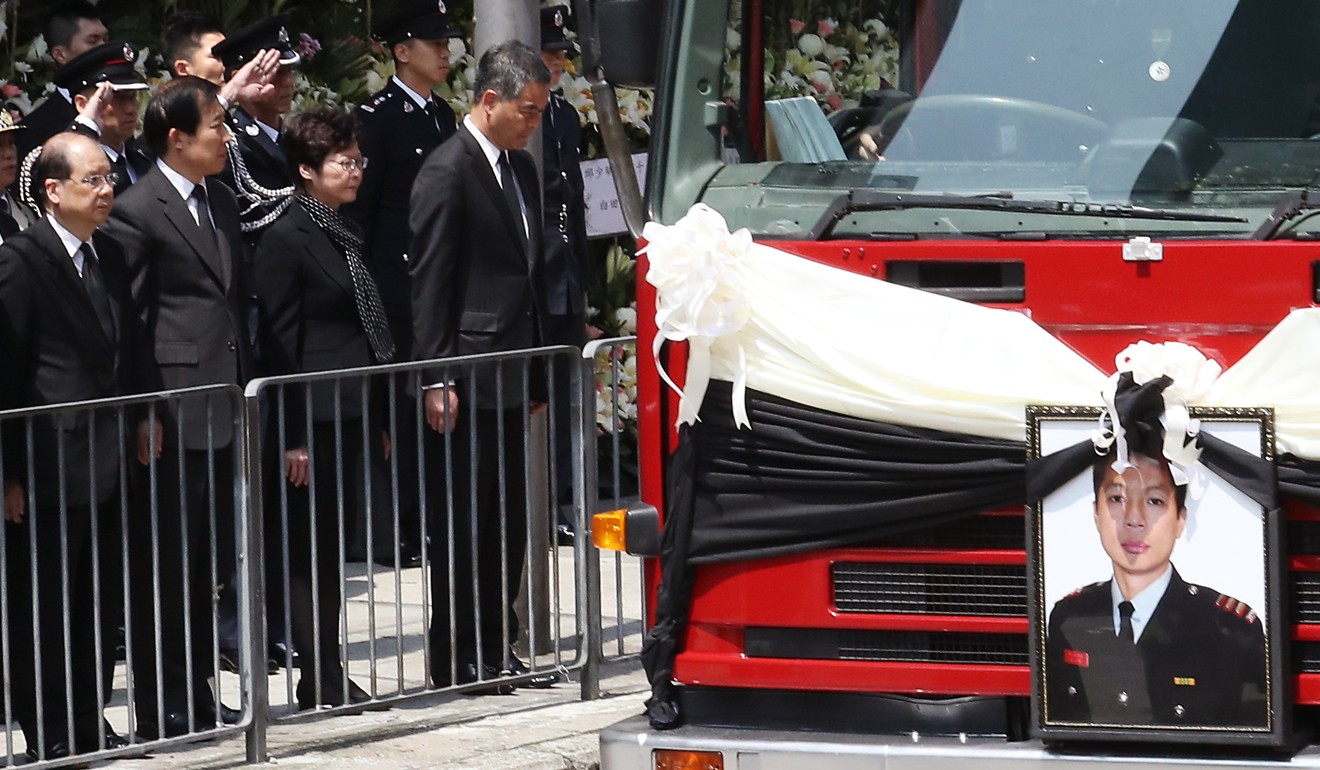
[
  {"left": 654, "top": 749, "right": 724, "bottom": 770},
  {"left": 592, "top": 508, "right": 629, "bottom": 552}
]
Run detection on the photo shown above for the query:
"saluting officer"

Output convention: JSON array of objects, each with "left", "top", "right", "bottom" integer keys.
[
  {"left": 211, "top": 14, "right": 301, "bottom": 243},
  {"left": 58, "top": 41, "right": 154, "bottom": 195},
  {"left": 342, "top": 0, "right": 461, "bottom": 567}
]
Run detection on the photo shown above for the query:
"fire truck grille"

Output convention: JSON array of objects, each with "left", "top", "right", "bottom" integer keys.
[
  {"left": 745, "top": 628, "right": 1028, "bottom": 666},
  {"left": 1288, "top": 520, "right": 1320, "bottom": 554},
  {"left": 833, "top": 562, "right": 1027, "bottom": 617},
  {"left": 869, "top": 515, "right": 1025, "bottom": 549},
  {"left": 1293, "top": 573, "right": 1320, "bottom": 625},
  {"left": 1296, "top": 642, "right": 1320, "bottom": 673}
]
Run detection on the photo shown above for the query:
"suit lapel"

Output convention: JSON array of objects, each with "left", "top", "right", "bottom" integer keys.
[
  {"left": 462, "top": 131, "right": 530, "bottom": 265},
  {"left": 292, "top": 204, "right": 355, "bottom": 297},
  {"left": 30, "top": 219, "right": 116, "bottom": 359},
  {"left": 153, "top": 170, "right": 230, "bottom": 291}
]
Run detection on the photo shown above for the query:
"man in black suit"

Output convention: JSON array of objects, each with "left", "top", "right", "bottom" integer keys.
[
  {"left": 104, "top": 76, "right": 251, "bottom": 739},
  {"left": 539, "top": 6, "right": 592, "bottom": 542},
  {"left": 344, "top": 0, "right": 462, "bottom": 567},
  {"left": 16, "top": 1, "right": 109, "bottom": 161},
  {"left": 0, "top": 132, "right": 138, "bottom": 760},
  {"left": 56, "top": 41, "right": 153, "bottom": 194},
  {"left": 1046, "top": 449, "right": 1268, "bottom": 727},
  {"left": 410, "top": 39, "right": 558, "bottom": 692}
]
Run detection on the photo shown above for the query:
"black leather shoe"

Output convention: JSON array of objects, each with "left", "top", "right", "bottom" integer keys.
[
  {"left": 217, "top": 704, "right": 242, "bottom": 725},
  {"left": 25, "top": 741, "right": 72, "bottom": 761},
  {"left": 136, "top": 711, "right": 196, "bottom": 740},
  {"left": 297, "top": 676, "right": 383, "bottom": 710},
  {"left": 505, "top": 654, "right": 560, "bottom": 688},
  {"left": 434, "top": 661, "right": 516, "bottom": 695},
  {"left": 218, "top": 648, "right": 240, "bottom": 674},
  {"left": 373, "top": 549, "right": 423, "bottom": 569},
  {"left": 101, "top": 726, "right": 130, "bottom": 749}
]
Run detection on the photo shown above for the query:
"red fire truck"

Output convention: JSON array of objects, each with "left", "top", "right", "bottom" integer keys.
[{"left": 581, "top": 0, "right": 1320, "bottom": 766}]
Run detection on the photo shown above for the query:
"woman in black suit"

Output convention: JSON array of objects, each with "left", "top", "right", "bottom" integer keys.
[{"left": 255, "top": 108, "right": 395, "bottom": 709}]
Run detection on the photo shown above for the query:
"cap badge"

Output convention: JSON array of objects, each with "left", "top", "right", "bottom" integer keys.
[
  {"left": 123, "top": 43, "right": 136, "bottom": 62},
  {"left": 555, "top": 10, "right": 564, "bottom": 27},
  {"left": 438, "top": 1, "right": 448, "bottom": 14},
  {"left": 278, "top": 26, "right": 290, "bottom": 45}
]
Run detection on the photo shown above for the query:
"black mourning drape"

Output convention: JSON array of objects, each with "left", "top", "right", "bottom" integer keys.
[{"left": 641, "top": 379, "right": 1293, "bottom": 730}]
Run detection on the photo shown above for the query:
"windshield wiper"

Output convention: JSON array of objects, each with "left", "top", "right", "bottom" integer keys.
[
  {"left": 1253, "top": 188, "right": 1320, "bottom": 240},
  {"left": 809, "top": 190, "right": 1247, "bottom": 240}
]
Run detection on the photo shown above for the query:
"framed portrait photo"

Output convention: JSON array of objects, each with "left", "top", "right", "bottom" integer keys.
[{"left": 1027, "top": 406, "right": 1288, "bottom": 747}]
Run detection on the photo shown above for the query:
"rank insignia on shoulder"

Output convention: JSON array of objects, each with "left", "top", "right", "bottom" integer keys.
[
  {"left": 360, "top": 104, "right": 375, "bottom": 113},
  {"left": 1063, "top": 649, "right": 1089, "bottom": 668},
  {"left": 1173, "top": 676, "right": 1196, "bottom": 686},
  {"left": 1215, "top": 593, "right": 1254, "bottom": 620}
]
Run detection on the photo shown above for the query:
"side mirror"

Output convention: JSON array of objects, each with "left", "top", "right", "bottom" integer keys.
[{"left": 593, "top": 0, "right": 666, "bottom": 89}]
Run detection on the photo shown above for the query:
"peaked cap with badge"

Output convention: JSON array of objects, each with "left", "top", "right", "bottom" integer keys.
[
  {"left": 540, "top": 5, "right": 576, "bottom": 52},
  {"left": 373, "top": 0, "right": 462, "bottom": 46},
  {"left": 212, "top": 13, "right": 301, "bottom": 73},
  {"left": 54, "top": 40, "right": 150, "bottom": 94}
]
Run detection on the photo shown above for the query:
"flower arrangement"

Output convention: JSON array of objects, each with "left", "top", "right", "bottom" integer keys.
[{"left": 725, "top": 2, "right": 900, "bottom": 112}]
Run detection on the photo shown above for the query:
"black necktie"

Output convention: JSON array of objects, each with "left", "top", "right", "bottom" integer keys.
[
  {"left": 111, "top": 153, "right": 130, "bottom": 196},
  {"left": 191, "top": 183, "right": 217, "bottom": 246},
  {"left": 424, "top": 98, "right": 444, "bottom": 135},
  {"left": 0, "top": 197, "right": 18, "bottom": 238},
  {"left": 498, "top": 151, "right": 528, "bottom": 254},
  {"left": 80, "top": 243, "right": 115, "bottom": 341},
  {"left": 1118, "top": 600, "right": 1135, "bottom": 643}
]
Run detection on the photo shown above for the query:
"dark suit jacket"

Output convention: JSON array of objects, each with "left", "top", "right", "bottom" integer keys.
[
  {"left": 0, "top": 219, "right": 142, "bottom": 506},
  {"left": 408, "top": 125, "right": 546, "bottom": 410},
  {"left": 16, "top": 93, "right": 75, "bottom": 162},
  {"left": 1046, "top": 568, "right": 1268, "bottom": 727},
  {"left": 255, "top": 202, "right": 381, "bottom": 446},
  {"left": 540, "top": 92, "right": 590, "bottom": 324},
  {"left": 104, "top": 165, "right": 253, "bottom": 450},
  {"left": 346, "top": 79, "right": 457, "bottom": 321}
]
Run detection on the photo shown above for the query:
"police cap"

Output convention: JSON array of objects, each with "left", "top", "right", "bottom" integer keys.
[
  {"left": 53, "top": 40, "right": 149, "bottom": 94},
  {"left": 374, "top": 0, "right": 461, "bottom": 47},
  {"left": 540, "top": 6, "right": 574, "bottom": 52},
  {"left": 212, "top": 13, "right": 301, "bottom": 73}
]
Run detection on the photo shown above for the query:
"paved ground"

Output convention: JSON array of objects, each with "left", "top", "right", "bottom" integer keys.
[{"left": 14, "top": 547, "right": 648, "bottom": 769}]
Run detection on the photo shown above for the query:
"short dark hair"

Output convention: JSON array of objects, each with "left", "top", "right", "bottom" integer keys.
[
  {"left": 280, "top": 108, "right": 358, "bottom": 189},
  {"left": 472, "top": 40, "right": 550, "bottom": 102},
  {"left": 46, "top": 1, "right": 103, "bottom": 49},
  {"left": 163, "top": 12, "right": 224, "bottom": 73},
  {"left": 34, "top": 133, "right": 78, "bottom": 210},
  {"left": 143, "top": 76, "right": 221, "bottom": 158},
  {"left": 1092, "top": 448, "right": 1189, "bottom": 512}
]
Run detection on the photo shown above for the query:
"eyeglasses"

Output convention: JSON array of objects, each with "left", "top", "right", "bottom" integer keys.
[
  {"left": 59, "top": 172, "right": 119, "bottom": 190},
  {"left": 328, "top": 156, "right": 368, "bottom": 173}
]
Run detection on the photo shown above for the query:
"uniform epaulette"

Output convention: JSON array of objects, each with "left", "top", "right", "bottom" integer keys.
[
  {"left": 359, "top": 91, "right": 393, "bottom": 114},
  {"left": 1064, "top": 581, "right": 1102, "bottom": 599},
  {"left": 1214, "top": 593, "right": 1259, "bottom": 624}
]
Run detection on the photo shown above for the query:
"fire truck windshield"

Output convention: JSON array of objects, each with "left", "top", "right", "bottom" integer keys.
[{"left": 683, "top": 0, "right": 1320, "bottom": 239}]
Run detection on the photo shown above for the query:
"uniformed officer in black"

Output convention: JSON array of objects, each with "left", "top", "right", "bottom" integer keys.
[
  {"left": 341, "top": 0, "right": 461, "bottom": 566},
  {"left": 211, "top": 14, "right": 301, "bottom": 244},
  {"left": 1046, "top": 449, "right": 1268, "bottom": 727},
  {"left": 57, "top": 41, "right": 153, "bottom": 195},
  {"left": 539, "top": 5, "right": 592, "bottom": 542},
  {"left": 346, "top": 0, "right": 460, "bottom": 348}
]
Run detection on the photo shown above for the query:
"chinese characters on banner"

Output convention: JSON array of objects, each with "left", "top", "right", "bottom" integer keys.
[{"left": 581, "top": 152, "right": 648, "bottom": 238}]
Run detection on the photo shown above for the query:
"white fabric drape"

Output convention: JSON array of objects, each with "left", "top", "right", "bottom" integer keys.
[{"left": 643, "top": 205, "right": 1320, "bottom": 459}]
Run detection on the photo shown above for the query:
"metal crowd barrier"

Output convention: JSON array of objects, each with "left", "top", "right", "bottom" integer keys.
[
  {"left": 0, "top": 384, "right": 255, "bottom": 767},
  {"left": 242, "top": 346, "right": 591, "bottom": 760},
  {"left": 4, "top": 344, "right": 648, "bottom": 767},
  {"left": 580, "top": 337, "right": 648, "bottom": 690}
]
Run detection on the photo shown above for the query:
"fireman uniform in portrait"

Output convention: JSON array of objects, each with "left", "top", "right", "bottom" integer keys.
[{"left": 1046, "top": 568, "right": 1268, "bottom": 727}]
